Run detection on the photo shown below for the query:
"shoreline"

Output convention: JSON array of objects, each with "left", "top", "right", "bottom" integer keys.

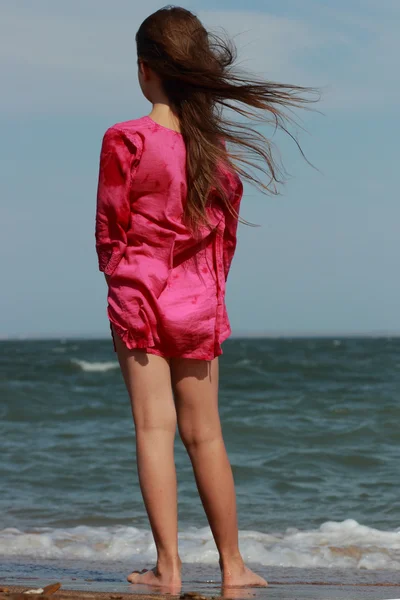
[{"left": 2, "top": 581, "right": 400, "bottom": 600}]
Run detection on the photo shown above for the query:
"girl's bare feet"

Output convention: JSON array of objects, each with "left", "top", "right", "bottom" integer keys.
[
  {"left": 127, "top": 558, "right": 182, "bottom": 590},
  {"left": 219, "top": 557, "right": 268, "bottom": 587}
]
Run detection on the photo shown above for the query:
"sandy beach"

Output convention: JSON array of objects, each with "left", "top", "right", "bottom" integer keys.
[{"left": 2, "top": 581, "right": 400, "bottom": 600}]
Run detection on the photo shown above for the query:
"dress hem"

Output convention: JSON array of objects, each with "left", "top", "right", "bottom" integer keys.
[{"left": 108, "top": 310, "right": 230, "bottom": 361}]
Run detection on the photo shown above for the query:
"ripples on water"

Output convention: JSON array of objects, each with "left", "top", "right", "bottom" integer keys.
[{"left": 1, "top": 336, "right": 400, "bottom": 571}]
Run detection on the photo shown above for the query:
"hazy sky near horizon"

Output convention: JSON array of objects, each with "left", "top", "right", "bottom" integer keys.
[{"left": 1, "top": 0, "right": 399, "bottom": 339}]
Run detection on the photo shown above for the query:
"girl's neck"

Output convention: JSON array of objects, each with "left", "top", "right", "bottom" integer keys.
[{"left": 148, "top": 104, "right": 181, "bottom": 134}]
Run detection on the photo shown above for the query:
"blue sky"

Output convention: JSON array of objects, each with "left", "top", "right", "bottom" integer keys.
[{"left": 1, "top": 0, "right": 399, "bottom": 339}]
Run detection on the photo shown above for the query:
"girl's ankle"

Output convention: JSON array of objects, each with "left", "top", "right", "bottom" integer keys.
[
  {"left": 219, "top": 552, "right": 245, "bottom": 571},
  {"left": 157, "top": 553, "right": 182, "bottom": 571}
]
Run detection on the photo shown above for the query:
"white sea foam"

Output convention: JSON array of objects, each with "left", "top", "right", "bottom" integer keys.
[
  {"left": 1, "top": 520, "right": 400, "bottom": 569},
  {"left": 70, "top": 359, "right": 119, "bottom": 372},
  {"left": 234, "top": 358, "right": 251, "bottom": 366}
]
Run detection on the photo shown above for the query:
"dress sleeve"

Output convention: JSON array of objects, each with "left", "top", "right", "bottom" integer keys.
[
  {"left": 95, "top": 126, "right": 142, "bottom": 275},
  {"left": 223, "top": 173, "right": 243, "bottom": 281}
]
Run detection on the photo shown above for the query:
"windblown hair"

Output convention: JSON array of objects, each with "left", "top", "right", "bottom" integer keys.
[{"left": 136, "top": 5, "right": 319, "bottom": 231}]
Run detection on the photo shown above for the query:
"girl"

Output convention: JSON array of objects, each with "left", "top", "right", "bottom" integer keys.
[{"left": 95, "top": 5, "right": 316, "bottom": 591}]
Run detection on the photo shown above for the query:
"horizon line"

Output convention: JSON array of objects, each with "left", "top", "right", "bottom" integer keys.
[{"left": 1, "top": 330, "right": 400, "bottom": 341}]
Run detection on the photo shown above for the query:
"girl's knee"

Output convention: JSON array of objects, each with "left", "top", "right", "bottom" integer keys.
[
  {"left": 134, "top": 408, "right": 177, "bottom": 433},
  {"left": 178, "top": 420, "right": 221, "bottom": 449}
]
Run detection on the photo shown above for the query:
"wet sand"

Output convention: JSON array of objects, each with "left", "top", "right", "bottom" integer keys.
[{"left": 2, "top": 582, "right": 400, "bottom": 600}]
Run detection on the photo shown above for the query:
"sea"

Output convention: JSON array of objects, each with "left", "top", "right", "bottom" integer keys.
[{"left": 1, "top": 336, "right": 400, "bottom": 597}]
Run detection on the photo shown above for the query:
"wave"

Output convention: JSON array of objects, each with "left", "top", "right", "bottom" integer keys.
[
  {"left": 52, "top": 345, "right": 79, "bottom": 353},
  {"left": 1, "top": 519, "right": 400, "bottom": 570},
  {"left": 70, "top": 359, "right": 119, "bottom": 373}
]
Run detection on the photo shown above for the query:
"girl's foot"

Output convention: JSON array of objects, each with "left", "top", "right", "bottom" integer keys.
[
  {"left": 127, "top": 560, "right": 182, "bottom": 590},
  {"left": 219, "top": 557, "right": 268, "bottom": 587}
]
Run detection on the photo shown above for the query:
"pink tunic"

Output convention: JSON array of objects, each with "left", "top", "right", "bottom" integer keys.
[{"left": 95, "top": 115, "right": 243, "bottom": 360}]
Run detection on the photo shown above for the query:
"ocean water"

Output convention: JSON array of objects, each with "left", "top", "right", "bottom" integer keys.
[{"left": 1, "top": 336, "right": 400, "bottom": 589}]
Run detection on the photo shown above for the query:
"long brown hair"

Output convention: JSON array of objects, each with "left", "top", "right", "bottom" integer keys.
[{"left": 136, "top": 5, "right": 319, "bottom": 231}]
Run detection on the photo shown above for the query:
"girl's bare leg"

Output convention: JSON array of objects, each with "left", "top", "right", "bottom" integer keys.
[
  {"left": 111, "top": 325, "right": 181, "bottom": 589},
  {"left": 170, "top": 356, "right": 267, "bottom": 587}
]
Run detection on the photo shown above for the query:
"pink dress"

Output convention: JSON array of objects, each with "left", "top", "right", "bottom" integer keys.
[{"left": 95, "top": 115, "right": 243, "bottom": 360}]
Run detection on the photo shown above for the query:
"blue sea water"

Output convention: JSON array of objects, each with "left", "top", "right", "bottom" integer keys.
[{"left": 1, "top": 336, "right": 400, "bottom": 594}]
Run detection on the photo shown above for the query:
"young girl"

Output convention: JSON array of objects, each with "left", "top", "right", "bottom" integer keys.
[{"left": 95, "top": 5, "right": 316, "bottom": 591}]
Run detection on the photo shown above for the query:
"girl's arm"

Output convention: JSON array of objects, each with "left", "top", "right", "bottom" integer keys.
[
  {"left": 95, "top": 126, "right": 141, "bottom": 277},
  {"left": 223, "top": 175, "right": 243, "bottom": 281}
]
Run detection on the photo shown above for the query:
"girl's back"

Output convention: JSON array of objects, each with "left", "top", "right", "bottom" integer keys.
[{"left": 96, "top": 115, "right": 242, "bottom": 360}]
